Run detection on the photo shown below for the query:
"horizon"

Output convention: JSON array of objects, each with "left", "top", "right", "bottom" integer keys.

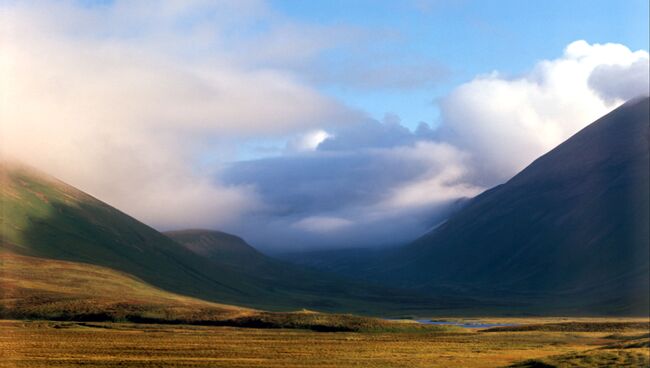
[{"left": 2, "top": 0, "right": 649, "bottom": 251}]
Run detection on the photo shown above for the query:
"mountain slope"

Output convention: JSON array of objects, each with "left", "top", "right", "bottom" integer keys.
[
  {"left": 0, "top": 162, "right": 446, "bottom": 314},
  {"left": 164, "top": 229, "right": 399, "bottom": 301},
  {"left": 165, "top": 229, "right": 270, "bottom": 270},
  {"left": 0, "top": 161, "right": 266, "bottom": 307},
  {"left": 374, "top": 97, "right": 650, "bottom": 314}
]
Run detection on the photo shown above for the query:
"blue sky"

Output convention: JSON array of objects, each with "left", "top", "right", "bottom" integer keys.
[{"left": 270, "top": 0, "right": 649, "bottom": 129}]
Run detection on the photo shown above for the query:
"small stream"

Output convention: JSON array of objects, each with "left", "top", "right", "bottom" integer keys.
[
  {"left": 387, "top": 319, "right": 518, "bottom": 329},
  {"left": 415, "top": 320, "right": 517, "bottom": 328}
]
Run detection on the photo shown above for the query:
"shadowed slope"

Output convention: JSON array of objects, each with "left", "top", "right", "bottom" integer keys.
[
  {"left": 166, "top": 229, "right": 339, "bottom": 283},
  {"left": 375, "top": 97, "right": 650, "bottom": 314},
  {"left": 165, "top": 229, "right": 473, "bottom": 314},
  {"left": 165, "top": 229, "right": 269, "bottom": 269}
]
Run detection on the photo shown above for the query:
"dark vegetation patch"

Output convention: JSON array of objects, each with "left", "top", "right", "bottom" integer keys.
[
  {"left": 483, "top": 322, "right": 650, "bottom": 333},
  {"left": 0, "top": 308, "right": 456, "bottom": 333},
  {"left": 510, "top": 349, "right": 649, "bottom": 367}
]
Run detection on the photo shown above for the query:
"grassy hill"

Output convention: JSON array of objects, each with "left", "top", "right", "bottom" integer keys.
[
  {"left": 0, "top": 251, "right": 249, "bottom": 322},
  {"left": 0, "top": 161, "right": 451, "bottom": 315}
]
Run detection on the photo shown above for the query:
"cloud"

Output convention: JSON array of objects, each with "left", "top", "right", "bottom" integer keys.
[
  {"left": 223, "top": 121, "right": 479, "bottom": 250},
  {"left": 437, "top": 40, "right": 649, "bottom": 186},
  {"left": 293, "top": 216, "right": 354, "bottom": 233},
  {"left": 0, "top": 1, "right": 367, "bottom": 229},
  {"left": 2, "top": 0, "right": 647, "bottom": 253},
  {"left": 285, "top": 130, "right": 333, "bottom": 152},
  {"left": 318, "top": 113, "right": 435, "bottom": 150},
  {"left": 222, "top": 40, "right": 649, "bottom": 251},
  {"left": 589, "top": 58, "right": 650, "bottom": 103}
]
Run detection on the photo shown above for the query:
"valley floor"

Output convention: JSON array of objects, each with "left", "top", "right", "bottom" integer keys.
[{"left": 1, "top": 319, "right": 648, "bottom": 368}]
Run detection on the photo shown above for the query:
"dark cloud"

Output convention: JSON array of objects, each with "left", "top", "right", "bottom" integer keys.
[
  {"left": 588, "top": 58, "right": 650, "bottom": 103},
  {"left": 318, "top": 114, "right": 436, "bottom": 151},
  {"left": 222, "top": 117, "right": 478, "bottom": 251}
]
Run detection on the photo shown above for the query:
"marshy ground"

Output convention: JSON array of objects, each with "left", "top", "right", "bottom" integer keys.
[{"left": 1, "top": 319, "right": 648, "bottom": 367}]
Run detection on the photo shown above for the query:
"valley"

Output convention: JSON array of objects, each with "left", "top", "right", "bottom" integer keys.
[
  {"left": 1, "top": 100, "right": 648, "bottom": 367},
  {"left": 3, "top": 2, "right": 648, "bottom": 366}
]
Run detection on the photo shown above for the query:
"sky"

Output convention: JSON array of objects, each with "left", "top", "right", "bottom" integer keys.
[{"left": 2, "top": 0, "right": 649, "bottom": 252}]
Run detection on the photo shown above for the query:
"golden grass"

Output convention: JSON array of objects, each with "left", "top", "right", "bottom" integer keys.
[
  {"left": 0, "top": 252, "right": 250, "bottom": 319},
  {"left": 0, "top": 320, "right": 648, "bottom": 368}
]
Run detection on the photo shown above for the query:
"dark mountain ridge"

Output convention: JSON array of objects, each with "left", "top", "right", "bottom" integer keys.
[{"left": 372, "top": 97, "right": 650, "bottom": 314}]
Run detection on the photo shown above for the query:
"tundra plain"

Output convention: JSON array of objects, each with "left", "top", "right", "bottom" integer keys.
[{"left": 1, "top": 319, "right": 649, "bottom": 368}]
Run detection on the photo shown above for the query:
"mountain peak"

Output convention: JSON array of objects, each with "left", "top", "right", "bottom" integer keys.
[{"left": 374, "top": 98, "right": 650, "bottom": 315}]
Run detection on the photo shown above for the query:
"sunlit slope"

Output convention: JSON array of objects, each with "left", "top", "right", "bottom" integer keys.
[
  {"left": 0, "top": 162, "right": 443, "bottom": 314},
  {"left": 380, "top": 97, "right": 650, "bottom": 314},
  {"left": 0, "top": 252, "right": 249, "bottom": 321}
]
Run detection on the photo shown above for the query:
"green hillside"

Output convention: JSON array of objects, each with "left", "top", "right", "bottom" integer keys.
[
  {"left": 0, "top": 162, "right": 445, "bottom": 314},
  {"left": 0, "top": 251, "right": 249, "bottom": 322}
]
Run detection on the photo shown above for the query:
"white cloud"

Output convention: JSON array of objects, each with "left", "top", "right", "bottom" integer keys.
[
  {"left": 589, "top": 58, "right": 650, "bottom": 103},
  {"left": 285, "top": 130, "right": 333, "bottom": 152},
  {"left": 437, "top": 40, "right": 650, "bottom": 185},
  {"left": 0, "top": 1, "right": 360, "bottom": 228},
  {"left": 377, "top": 142, "right": 481, "bottom": 210}
]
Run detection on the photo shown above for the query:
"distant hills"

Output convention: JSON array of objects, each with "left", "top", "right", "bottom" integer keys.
[
  {"left": 283, "top": 97, "right": 650, "bottom": 315},
  {"left": 165, "top": 229, "right": 267, "bottom": 269},
  {"left": 0, "top": 163, "right": 447, "bottom": 315},
  {"left": 164, "top": 228, "right": 457, "bottom": 313}
]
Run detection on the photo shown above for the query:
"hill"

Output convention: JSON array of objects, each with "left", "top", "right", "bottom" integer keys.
[
  {"left": 165, "top": 229, "right": 345, "bottom": 287},
  {"left": 369, "top": 97, "right": 650, "bottom": 315},
  {"left": 165, "top": 229, "right": 270, "bottom": 270},
  {"left": 0, "top": 251, "right": 248, "bottom": 322},
  {"left": 0, "top": 161, "right": 449, "bottom": 314},
  {"left": 164, "top": 229, "right": 475, "bottom": 314}
]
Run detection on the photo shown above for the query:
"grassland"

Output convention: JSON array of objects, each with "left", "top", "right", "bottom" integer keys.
[{"left": 0, "top": 319, "right": 648, "bottom": 368}]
